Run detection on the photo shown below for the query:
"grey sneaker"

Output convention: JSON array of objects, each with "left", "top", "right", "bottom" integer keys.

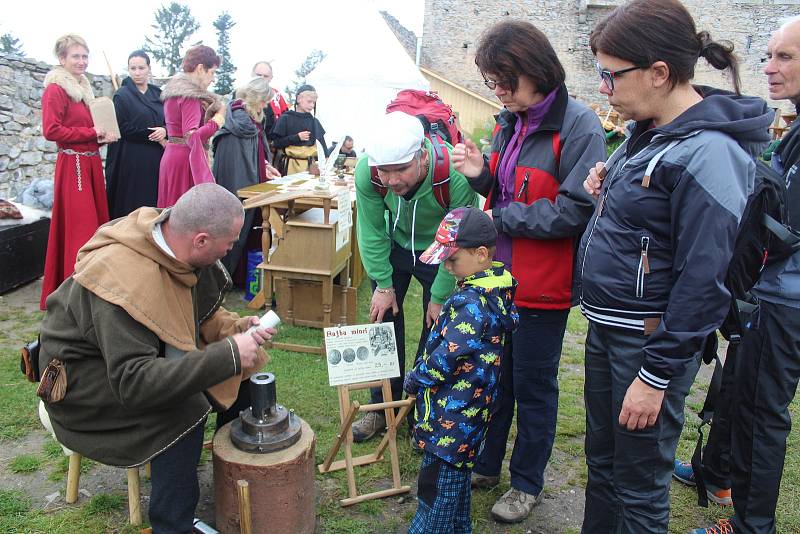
[
  {"left": 351, "top": 412, "right": 386, "bottom": 443},
  {"left": 471, "top": 471, "right": 500, "bottom": 489},
  {"left": 490, "top": 487, "right": 543, "bottom": 523}
]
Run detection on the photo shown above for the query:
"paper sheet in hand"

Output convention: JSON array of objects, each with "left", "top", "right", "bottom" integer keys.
[
  {"left": 324, "top": 323, "right": 400, "bottom": 386},
  {"left": 88, "top": 97, "right": 120, "bottom": 138}
]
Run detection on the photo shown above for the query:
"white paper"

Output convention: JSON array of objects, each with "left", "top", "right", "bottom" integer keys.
[
  {"left": 336, "top": 187, "right": 352, "bottom": 232},
  {"left": 335, "top": 221, "right": 350, "bottom": 251},
  {"left": 324, "top": 323, "right": 400, "bottom": 386}
]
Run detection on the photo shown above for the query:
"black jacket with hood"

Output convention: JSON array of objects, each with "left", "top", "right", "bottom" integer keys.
[{"left": 577, "top": 86, "right": 772, "bottom": 390}]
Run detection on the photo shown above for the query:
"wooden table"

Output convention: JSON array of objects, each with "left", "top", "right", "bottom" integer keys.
[{"left": 237, "top": 176, "right": 364, "bottom": 311}]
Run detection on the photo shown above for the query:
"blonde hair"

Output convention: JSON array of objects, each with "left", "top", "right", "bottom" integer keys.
[
  {"left": 54, "top": 34, "right": 88, "bottom": 59},
  {"left": 235, "top": 77, "right": 271, "bottom": 122}
]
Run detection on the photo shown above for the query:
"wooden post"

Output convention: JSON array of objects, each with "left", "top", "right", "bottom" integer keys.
[
  {"left": 339, "top": 386, "right": 358, "bottom": 499},
  {"left": 127, "top": 468, "right": 141, "bottom": 525},
  {"left": 65, "top": 453, "right": 81, "bottom": 504},
  {"left": 237, "top": 480, "right": 252, "bottom": 534}
]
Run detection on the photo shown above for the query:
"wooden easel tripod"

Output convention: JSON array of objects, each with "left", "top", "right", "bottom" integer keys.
[{"left": 318, "top": 378, "right": 415, "bottom": 506}]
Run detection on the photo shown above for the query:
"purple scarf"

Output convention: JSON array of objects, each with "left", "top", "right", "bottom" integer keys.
[{"left": 495, "top": 87, "right": 559, "bottom": 269}]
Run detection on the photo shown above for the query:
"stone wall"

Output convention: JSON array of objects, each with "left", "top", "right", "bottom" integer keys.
[
  {"left": 421, "top": 0, "right": 800, "bottom": 113},
  {"left": 381, "top": 11, "right": 419, "bottom": 62},
  {"left": 0, "top": 53, "right": 115, "bottom": 199}
]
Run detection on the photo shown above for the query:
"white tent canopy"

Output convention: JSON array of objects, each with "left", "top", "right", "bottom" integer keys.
[{"left": 306, "top": 9, "right": 429, "bottom": 156}]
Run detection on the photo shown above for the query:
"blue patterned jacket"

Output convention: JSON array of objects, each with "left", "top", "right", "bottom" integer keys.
[{"left": 404, "top": 262, "right": 518, "bottom": 468}]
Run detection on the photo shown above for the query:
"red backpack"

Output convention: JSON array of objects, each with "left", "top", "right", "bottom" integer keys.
[{"left": 370, "top": 90, "right": 462, "bottom": 210}]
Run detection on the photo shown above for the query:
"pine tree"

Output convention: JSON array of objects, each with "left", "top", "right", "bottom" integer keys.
[
  {"left": 285, "top": 49, "right": 327, "bottom": 101},
  {"left": 213, "top": 12, "right": 236, "bottom": 95},
  {"left": 143, "top": 2, "right": 200, "bottom": 75},
  {"left": 0, "top": 33, "right": 24, "bottom": 56}
]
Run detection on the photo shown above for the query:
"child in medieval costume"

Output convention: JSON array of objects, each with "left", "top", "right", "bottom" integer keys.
[{"left": 268, "top": 84, "right": 327, "bottom": 175}]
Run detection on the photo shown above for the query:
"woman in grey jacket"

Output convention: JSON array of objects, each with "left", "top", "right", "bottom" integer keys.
[
  {"left": 578, "top": 1, "right": 773, "bottom": 532},
  {"left": 212, "top": 77, "right": 280, "bottom": 279}
]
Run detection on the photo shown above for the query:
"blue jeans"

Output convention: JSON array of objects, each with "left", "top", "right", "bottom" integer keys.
[
  {"left": 149, "top": 421, "right": 205, "bottom": 534},
  {"left": 473, "top": 307, "right": 569, "bottom": 495}
]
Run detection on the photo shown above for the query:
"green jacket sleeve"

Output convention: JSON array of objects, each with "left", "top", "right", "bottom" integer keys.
[
  {"left": 429, "top": 168, "right": 478, "bottom": 304},
  {"left": 355, "top": 156, "right": 394, "bottom": 289}
]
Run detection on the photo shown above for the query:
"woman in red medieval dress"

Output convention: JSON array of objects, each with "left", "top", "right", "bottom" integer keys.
[
  {"left": 40, "top": 34, "right": 118, "bottom": 309},
  {"left": 156, "top": 45, "right": 226, "bottom": 208}
]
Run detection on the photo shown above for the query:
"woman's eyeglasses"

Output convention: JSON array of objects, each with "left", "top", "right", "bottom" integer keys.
[
  {"left": 482, "top": 75, "right": 509, "bottom": 91},
  {"left": 596, "top": 63, "right": 645, "bottom": 92}
]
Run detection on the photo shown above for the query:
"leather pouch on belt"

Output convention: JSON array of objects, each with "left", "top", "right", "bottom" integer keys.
[{"left": 37, "top": 359, "right": 67, "bottom": 403}]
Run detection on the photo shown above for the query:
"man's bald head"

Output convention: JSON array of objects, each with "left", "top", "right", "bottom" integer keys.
[
  {"left": 252, "top": 61, "right": 273, "bottom": 84},
  {"left": 765, "top": 16, "right": 800, "bottom": 103},
  {"left": 170, "top": 183, "right": 244, "bottom": 237}
]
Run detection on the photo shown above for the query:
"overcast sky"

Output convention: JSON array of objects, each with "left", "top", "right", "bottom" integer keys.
[{"left": 2, "top": 0, "right": 424, "bottom": 92}]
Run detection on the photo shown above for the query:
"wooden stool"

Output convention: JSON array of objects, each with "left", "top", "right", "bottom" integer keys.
[{"left": 65, "top": 453, "right": 142, "bottom": 526}]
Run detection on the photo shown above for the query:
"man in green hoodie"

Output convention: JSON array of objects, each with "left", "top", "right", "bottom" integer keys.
[{"left": 352, "top": 111, "right": 478, "bottom": 442}]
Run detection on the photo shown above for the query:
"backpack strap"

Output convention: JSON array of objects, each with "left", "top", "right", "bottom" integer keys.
[
  {"left": 763, "top": 213, "right": 800, "bottom": 251},
  {"left": 429, "top": 132, "right": 451, "bottom": 211},
  {"left": 691, "top": 335, "right": 723, "bottom": 508}
]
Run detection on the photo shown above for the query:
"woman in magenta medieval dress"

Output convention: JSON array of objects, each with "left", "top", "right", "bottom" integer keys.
[{"left": 157, "top": 45, "right": 225, "bottom": 208}]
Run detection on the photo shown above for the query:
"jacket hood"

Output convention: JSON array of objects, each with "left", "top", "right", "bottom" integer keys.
[
  {"left": 461, "top": 263, "right": 519, "bottom": 332},
  {"left": 73, "top": 208, "right": 203, "bottom": 351},
  {"left": 656, "top": 86, "right": 773, "bottom": 157},
  {"left": 218, "top": 99, "right": 258, "bottom": 138}
]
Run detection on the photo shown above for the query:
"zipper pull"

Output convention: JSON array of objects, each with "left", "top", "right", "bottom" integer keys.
[
  {"left": 516, "top": 172, "right": 530, "bottom": 200},
  {"left": 641, "top": 237, "right": 651, "bottom": 274}
]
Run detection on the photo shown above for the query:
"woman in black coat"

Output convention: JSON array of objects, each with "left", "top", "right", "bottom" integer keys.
[{"left": 105, "top": 50, "right": 166, "bottom": 218}]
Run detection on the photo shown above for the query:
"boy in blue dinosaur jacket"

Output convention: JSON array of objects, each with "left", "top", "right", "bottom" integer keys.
[{"left": 404, "top": 206, "right": 519, "bottom": 534}]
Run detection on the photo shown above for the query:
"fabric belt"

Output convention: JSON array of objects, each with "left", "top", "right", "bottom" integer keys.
[{"left": 58, "top": 149, "right": 100, "bottom": 192}]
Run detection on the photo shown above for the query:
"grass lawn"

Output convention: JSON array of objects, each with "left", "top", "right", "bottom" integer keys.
[{"left": 1, "top": 278, "right": 799, "bottom": 533}]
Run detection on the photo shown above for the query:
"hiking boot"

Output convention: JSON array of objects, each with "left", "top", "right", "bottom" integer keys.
[
  {"left": 471, "top": 471, "right": 500, "bottom": 489},
  {"left": 351, "top": 412, "right": 386, "bottom": 443},
  {"left": 490, "top": 487, "right": 543, "bottom": 523},
  {"left": 673, "top": 459, "right": 696, "bottom": 486},
  {"left": 690, "top": 518, "right": 735, "bottom": 533},
  {"left": 673, "top": 460, "right": 732, "bottom": 506}
]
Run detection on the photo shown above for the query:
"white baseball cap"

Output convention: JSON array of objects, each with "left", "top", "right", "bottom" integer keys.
[{"left": 366, "top": 112, "right": 425, "bottom": 167}]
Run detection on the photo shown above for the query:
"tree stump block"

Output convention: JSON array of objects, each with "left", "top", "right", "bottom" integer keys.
[{"left": 213, "top": 419, "right": 316, "bottom": 534}]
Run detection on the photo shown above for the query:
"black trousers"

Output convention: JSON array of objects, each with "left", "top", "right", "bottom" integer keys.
[
  {"left": 149, "top": 421, "right": 205, "bottom": 534},
  {"left": 730, "top": 299, "right": 800, "bottom": 534},
  {"left": 473, "top": 308, "right": 569, "bottom": 495},
  {"left": 369, "top": 245, "right": 439, "bottom": 407}
]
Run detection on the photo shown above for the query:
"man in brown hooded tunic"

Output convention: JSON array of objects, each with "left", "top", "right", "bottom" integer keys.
[{"left": 38, "top": 183, "right": 274, "bottom": 533}]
